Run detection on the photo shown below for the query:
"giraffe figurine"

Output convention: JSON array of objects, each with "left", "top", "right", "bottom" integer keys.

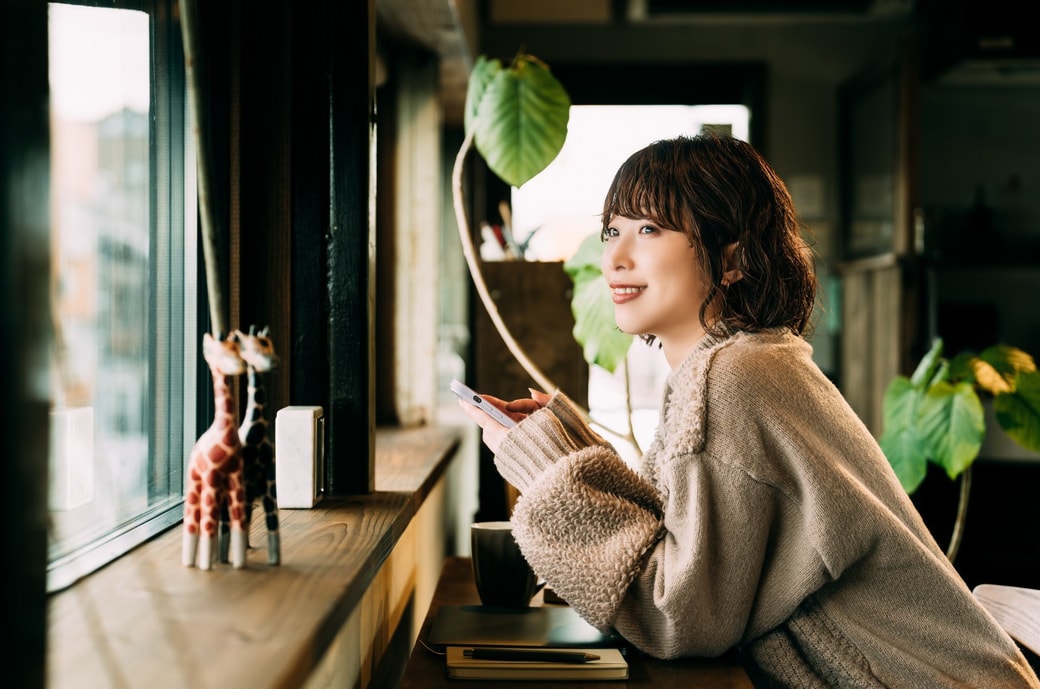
[
  {"left": 234, "top": 325, "right": 281, "bottom": 565},
  {"left": 182, "top": 331, "right": 249, "bottom": 570}
]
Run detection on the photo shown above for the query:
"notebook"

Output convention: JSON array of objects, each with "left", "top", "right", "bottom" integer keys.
[
  {"left": 426, "top": 604, "right": 625, "bottom": 650},
  {"left": 445, "top": 645, "right": 629, "bottom": 681}
]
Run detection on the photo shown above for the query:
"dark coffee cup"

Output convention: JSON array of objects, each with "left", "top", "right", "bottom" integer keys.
[{"left": 470, "top": 521, "right": 539, "bottom": 608}]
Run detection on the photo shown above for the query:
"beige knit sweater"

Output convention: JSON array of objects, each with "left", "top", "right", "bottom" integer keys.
[{"left": 494, "top": 329, "right": 1040, "bottom": 688}]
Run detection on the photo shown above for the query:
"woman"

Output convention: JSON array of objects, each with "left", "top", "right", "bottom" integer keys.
[{"left": 458, "top": 133, "right": 1039, "bottom": 688}]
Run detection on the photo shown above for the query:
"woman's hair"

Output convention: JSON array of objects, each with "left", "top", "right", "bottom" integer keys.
[{"left": 600, "top": 132, "right": 818, "bottom": 341}]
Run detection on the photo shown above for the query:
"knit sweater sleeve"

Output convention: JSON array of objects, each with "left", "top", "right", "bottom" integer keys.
[
  {"left": 492, "top": 390, "right": 611, "bottom": 493},
  {"left": 492, "top": 391, "right": 666, "bottom": 631}
]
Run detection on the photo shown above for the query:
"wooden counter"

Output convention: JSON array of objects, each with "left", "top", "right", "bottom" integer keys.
[{"left": 47, "top": 425, "right": 461, "bottom": 689}]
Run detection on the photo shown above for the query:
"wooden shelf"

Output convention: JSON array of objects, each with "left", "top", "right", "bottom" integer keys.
[{"left": 46, "top": 425, "right": 461, "bottom": 689}]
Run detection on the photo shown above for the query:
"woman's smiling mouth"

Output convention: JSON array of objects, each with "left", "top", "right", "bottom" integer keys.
[{"left": 610, "top": 284, "right": 646, "bottom": 303}]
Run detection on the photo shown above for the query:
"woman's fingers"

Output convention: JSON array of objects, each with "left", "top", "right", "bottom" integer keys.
[
  {"left": 460, "top": 389, "right": 556, "bottom": 453},
  {"left": 529, "top": 388, "right": 552, "bottom": 406},
  {"left": 505, "top": 398, "right": 541, "bottom": 414},
  {"left": 457, "top": 398, "right": 512, "bottom": 453},
  {"left": 505, "top": 388, "right": 552, "bottom": 413}
]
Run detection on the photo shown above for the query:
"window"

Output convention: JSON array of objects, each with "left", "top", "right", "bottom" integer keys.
[{"left": 47, "top": 0, "right": 194, "bottom": 591}]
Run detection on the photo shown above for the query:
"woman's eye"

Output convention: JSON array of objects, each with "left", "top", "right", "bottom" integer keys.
[
  {"left": 639, "top": 225, "right": 658, "bottom": 235},
  {"left": 601, "top": 227, "right": 618, "bottom": 241}
]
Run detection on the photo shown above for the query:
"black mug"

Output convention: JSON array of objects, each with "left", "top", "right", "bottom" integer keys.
[{"left": 470, "top": 521, "right": 539, "bottom": 608}]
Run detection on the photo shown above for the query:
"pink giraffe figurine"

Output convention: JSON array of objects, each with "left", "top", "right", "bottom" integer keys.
[
  {"left": 234, "top": 325, "right": 281, "bottom": 565},
  {"left": 182, "top": 332, "right": 248, "bottom": 570}
]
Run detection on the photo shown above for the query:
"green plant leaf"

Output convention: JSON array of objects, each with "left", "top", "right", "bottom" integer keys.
[
  {"left": 879, "top": 427, "right": 929, "bottom": 493},
  {"left": 464, "top": 55, "right": 501, "bottom": 135},
  {"left": 469, "top": 54, "right": 571, "bottom": 188},
  {"left": 880, "top": 375, "right": 919, "bottom": 435},
  {"left": 563, "top": 231, "right": 604, "bottom": 276},
  {"left": 972, "top": 358, "right": 1011, "bottom": 395},
  {"left": 993, "top": 369, "right": 1040, "bottom": 452},
  {"left": 570, "top": 276, "right": 633, "bottom": 373},
  {"left": 947, "top": 351, "right": 977, "bottom": 385},
  {"left": 879, "top": 376, "right": 929, "bottom": 492},
  {"left": 564, "top": 234, "right": 632, "bottom": 372},
  {"left": 975, "top": 345, "right": 1037, "bottom": 395},
  {"left": 917, "top": 380, "right": 984, "bottom": 480},
  {"left": 910, "top": 338, "right": 945, "bottom": 388},
  {"left": 882, "top": 338, "right": 1038, "bottom": 496}
]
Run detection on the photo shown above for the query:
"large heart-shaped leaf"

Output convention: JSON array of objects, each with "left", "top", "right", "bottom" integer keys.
[
  {"left": 563, "top": 235, "right": 632, "bottom": 373},
  {"left": 879, "top": 426, "right": 929, "bottom": 494},
  {"left": 464, "top": 55, "right": 501, "bottom": 135},
  {"left": 910, "top": 338, "right": 945, "bottom": 387},
  {"left": 917, "top": 380, "right": 984, "bottom": 480},
  {"left": 467, "top": 54, "right": 571, "bottom": 188},
  {"left": 879, "top": 376, "right": 929, "bottom": 492}
]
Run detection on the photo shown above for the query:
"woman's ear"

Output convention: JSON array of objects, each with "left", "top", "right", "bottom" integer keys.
[{"left": 721, "top": 242, "right": 744, "bottom": 286}]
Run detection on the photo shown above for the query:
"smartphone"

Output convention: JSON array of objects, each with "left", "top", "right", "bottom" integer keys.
[{"left": 450, "top": 379, "right": 517, "bottom": 428}]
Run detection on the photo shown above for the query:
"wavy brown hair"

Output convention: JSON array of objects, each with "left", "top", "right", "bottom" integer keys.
[{"left": 600, "top": 133, "right": 817, "bottom": 342}]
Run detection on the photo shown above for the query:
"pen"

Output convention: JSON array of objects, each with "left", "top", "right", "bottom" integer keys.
[{"left": 463, "top": 648, "right": 600, "bottom": 663}]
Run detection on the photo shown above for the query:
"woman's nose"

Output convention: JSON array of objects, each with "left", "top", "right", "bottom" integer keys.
[{"left": 603, "top": 237, "right": 632, "bottom": 272}]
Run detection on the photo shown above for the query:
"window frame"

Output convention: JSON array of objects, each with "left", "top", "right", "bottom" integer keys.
[{"left": 45, "top": 0, "right": 196, "bottom": 593}]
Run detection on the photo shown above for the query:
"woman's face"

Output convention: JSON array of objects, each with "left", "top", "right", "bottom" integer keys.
[{"left": 601, "top": 214, "right": 712, "bottom": 366}]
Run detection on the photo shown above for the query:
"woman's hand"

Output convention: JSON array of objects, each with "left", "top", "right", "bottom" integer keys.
[
  {"left": 504, "top": 388, "right": 552, "bottom": 414},
  {"left": 458, "top": 388, "right": 551, "bottom": 453}
]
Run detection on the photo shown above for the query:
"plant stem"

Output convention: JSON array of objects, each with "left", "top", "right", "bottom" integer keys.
[
  {"left": 607, "top": 358, "right": 640, "bottom": 455},
  {"left": 452, "top": 132, "right": 643, "bottom": 456},
  {"left": 621, "top": 359, "right": 642, "bottom": 456},
  {"left": 179, "top": 0, "right": 226, "bottom": 337},
  {"left": 583, "top": 360, "right": 641, "bottom": 456},
  {"left": 946, "top": 466, "right": 972, "bottom": 563},
  {"left": 451, "top": 130, "right": 557, "bottom": 396}
]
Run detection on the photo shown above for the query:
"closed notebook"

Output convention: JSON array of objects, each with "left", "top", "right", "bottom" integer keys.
[
  {"left": 445, "top": 646, "right": 629, "bottom": 681},
  {"left": 427, "top": 604, "right": 624, "bottom": 650}
]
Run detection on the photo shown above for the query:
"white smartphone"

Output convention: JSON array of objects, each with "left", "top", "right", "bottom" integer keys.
[{"left": 450, "top": 379, "right": 517, "bottom": 428}]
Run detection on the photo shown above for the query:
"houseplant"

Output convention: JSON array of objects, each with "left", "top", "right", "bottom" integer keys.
[
  {"left": 563, "top": 234, "right": 634, "bottom": 376},
  {"left": 454, "top": 51, "right": 647, "bottom": 450},
  {"left": 879, "top": 338, "right": 1040, "bottom": 561},
  {"left": 452, "top": 52, "right": 571, "bottom": 397}
]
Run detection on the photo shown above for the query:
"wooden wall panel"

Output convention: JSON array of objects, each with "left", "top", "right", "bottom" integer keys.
[
  {"left": 472, "top": 260, "right": 589, "bottom": 520},
  {"left": 840, "top": 258, "right": 903, "bottom": 436},
  {"left": 474, "top": 261, "right": 589, "bottom": 405}
]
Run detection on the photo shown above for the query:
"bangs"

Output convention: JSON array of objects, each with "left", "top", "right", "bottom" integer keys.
[{"left": 601, "top": 147, "right": 693, "bottom": 234}]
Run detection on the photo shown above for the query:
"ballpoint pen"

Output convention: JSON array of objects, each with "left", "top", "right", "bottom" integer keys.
[{"left": 463, "top": 648, "right": 600, "bottom": 663}]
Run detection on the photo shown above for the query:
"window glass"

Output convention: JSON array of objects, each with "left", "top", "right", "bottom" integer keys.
[{"left": 47, "top": 1, "right": 195, "bottom": 591}]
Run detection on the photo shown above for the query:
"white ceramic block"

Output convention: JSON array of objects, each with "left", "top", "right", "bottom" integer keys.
[{"left": 275, "top": 405, "right": 325, "bottom": 508}]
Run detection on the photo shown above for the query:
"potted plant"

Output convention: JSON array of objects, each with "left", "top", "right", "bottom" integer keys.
[
  {"left": 879, "top": 338, "right": 1040, "bottom": 561},
  {"left": 451, "top": 52, "right": 571, "bottom": 397}
]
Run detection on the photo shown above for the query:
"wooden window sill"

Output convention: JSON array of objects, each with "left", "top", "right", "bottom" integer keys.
[{"left": 46, "top": 425, "right": 461, "bottom": 689}]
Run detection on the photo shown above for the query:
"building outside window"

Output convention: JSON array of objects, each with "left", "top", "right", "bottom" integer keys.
[{"left": 47, "top": 0, "right": 195, "bottom": 592}]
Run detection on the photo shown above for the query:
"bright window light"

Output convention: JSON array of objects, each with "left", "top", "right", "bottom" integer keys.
[{"left": 511, "top": 105, "right": 750, "bottom": 262}]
